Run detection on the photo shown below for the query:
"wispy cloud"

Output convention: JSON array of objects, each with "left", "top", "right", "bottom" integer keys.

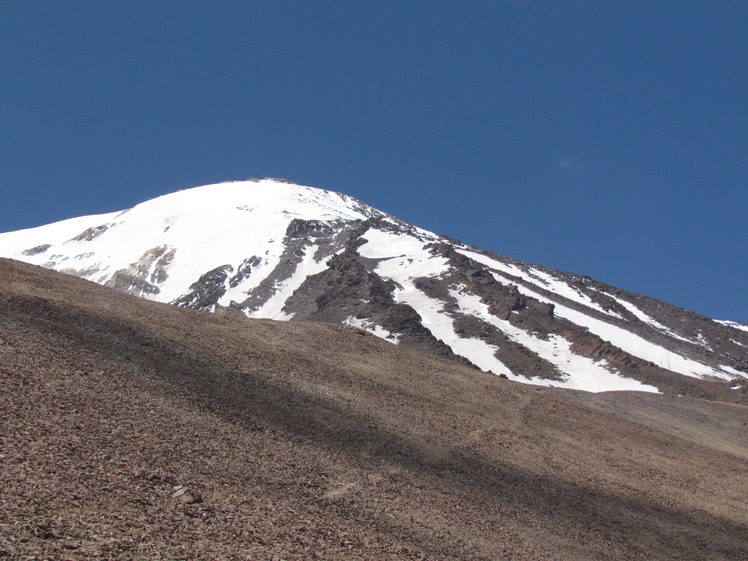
[{"left": 555, "top": 155, "right": 588, "bottom": 174}]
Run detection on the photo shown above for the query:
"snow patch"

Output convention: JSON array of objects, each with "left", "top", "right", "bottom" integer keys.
[
  {"left": 343, "top": 316, "right": 400, "bottom": 343},
  {"left": 716, "top": 319, "right": 748, "bottom": 333},
  {"left": 246, "top": 246, "right": 330, "bottom": 321},
  {"left": 695, "top": 332, "right": 713, "bottom": 351},
  {"left": 360, "top": 231, "right": 511, "bottom": 376},
  {"left": 598, "top": 290, "right": 694, "bottom": 344},
  {"left": 358, "top": 228, "right": 449, "bottom": 279},
  {"left": 490, "top": 271, "right": 734, "bottom": 381},
  {"left": 527, "top": 268, "right": 621, "bottom": 317},
  {"left": 394, "top": 284, "right": 512, "bottom": 376},
  {"left": 457, "top": 250, "right": 618, "bottom": 317},
  {"left": 450, "top": 288, "right": 659, "bottom": 393}
]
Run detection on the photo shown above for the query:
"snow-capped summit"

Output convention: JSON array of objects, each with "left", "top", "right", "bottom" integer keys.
[
  {"left": 0, "top": 179, "right": 392, "bottom": 305},
  {"left": 1, "top": 178, "right": 746, "bottom": 397}
]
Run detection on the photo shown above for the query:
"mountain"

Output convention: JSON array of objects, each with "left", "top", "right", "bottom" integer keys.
[
  {"left": 2, "top": 257, "right": 747, "bottom": 560},
  {"left": 1, "top": 178, "right": 746, "bottom": 399}
]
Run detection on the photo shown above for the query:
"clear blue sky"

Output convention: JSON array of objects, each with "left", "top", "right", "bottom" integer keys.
[{"left": 1, "top": 1, "right": 746, "bottom": 322}]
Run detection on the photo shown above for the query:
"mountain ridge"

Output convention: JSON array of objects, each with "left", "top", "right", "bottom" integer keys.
[{"left": 1, "top": 178, "right": 745, "bottom": 398}]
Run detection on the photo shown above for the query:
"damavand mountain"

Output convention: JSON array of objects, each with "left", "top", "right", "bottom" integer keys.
[
  {"left": 1, "top": 178, "right": 746, "bottom": 399},
  {"left": 3, "top": 179, "right": 747, "bottom": 559}
]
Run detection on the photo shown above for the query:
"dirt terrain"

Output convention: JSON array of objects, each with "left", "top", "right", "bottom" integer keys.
[{"left": 1, "top": 257, "right": 747, "bottom": 560}]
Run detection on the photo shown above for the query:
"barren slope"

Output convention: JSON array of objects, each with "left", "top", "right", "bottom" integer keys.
[{"left": 1, "top": 257, "right": 747, "bottom": 560}]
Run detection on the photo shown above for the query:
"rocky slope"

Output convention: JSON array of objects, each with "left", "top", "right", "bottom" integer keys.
[
  {"left": 1, "top": 178, "right": 746, "bottom": 398},
  {"left": 2, "top": 257, "right": 748, "bottom": 560}
]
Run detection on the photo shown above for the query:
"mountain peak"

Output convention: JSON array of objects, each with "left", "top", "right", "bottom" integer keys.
[{"left": 1, "top": 180, "right": 746, "bottom": 397}]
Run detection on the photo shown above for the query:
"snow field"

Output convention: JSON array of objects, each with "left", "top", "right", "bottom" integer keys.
[
  {"left": 595, "top": 289, "right": 695, "bottom": 344},
  {"left": 449, "top": 288, "right": 659, "bottom": 393},
  {"left": 0, "top": 180, "right": 376, "bottom": 305},
  {"left": 246, "top": 245, "right": 335, "bottom": 321},
  {"left": 457, "top": 249, "right": 619, "bottom": 317},
  {"left": 716, "top": 320, "right": 748, "bottom": 333},
  {"left": 489, "top": 271, "right": 735, "bottom": 381},
  {"left": 359, "top": 229, "right": 514, "bottom": 377}
]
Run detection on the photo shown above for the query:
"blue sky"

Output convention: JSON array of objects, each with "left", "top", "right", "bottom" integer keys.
[{"left": 1, "top": 1, "right": 746, "bottom": 322}]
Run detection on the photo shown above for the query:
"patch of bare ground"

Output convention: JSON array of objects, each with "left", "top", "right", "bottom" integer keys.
[
  {"left": 1, "top": 257, "right": 746, "bottom": 560},
  {"left": 543, "top": 388, "right": 748, "bottom": 461}
]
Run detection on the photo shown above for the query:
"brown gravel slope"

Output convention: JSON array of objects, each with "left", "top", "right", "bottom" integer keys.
[{"left": 1, "top": 257, "right": 747, "bottom": 561}]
